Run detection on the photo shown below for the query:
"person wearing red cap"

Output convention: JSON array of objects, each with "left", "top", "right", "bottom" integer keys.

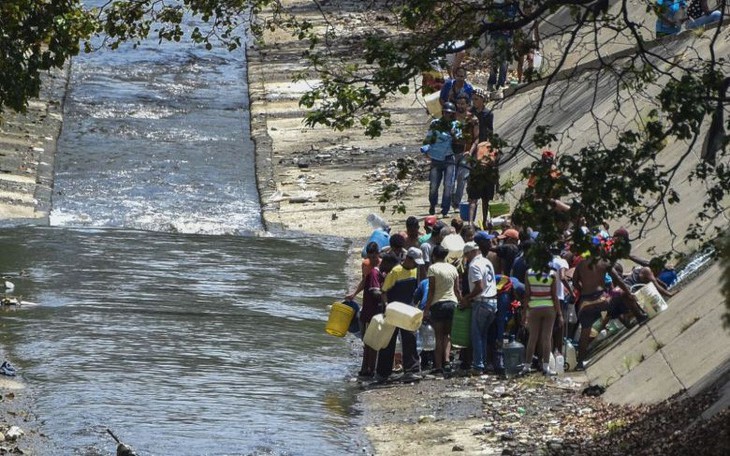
[
  {"left": 418, "top": 215, "right": 438, "bottom": 244},
  {"left": 492, "top": 228, "right": 521, "bottom": 276}
]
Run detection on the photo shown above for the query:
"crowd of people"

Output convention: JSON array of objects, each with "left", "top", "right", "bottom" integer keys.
[
  {"left": 339, "top": 1, "right": 701, "bottom": 384},
  {"left": 345, "top": 213, "right": 678, "bottom": 383}
]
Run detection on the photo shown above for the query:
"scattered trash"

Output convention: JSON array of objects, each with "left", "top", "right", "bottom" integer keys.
[
  {"left": 107, "top": 429, "right": 138, "bottom": 456},
  {"left": 581, "top": 385, "right": 606, "bottom": 397},
  {"left": 0, "top": 361, "right": 17, "bottom": 377}
]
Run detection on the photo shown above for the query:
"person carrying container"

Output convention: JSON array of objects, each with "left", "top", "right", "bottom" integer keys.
[
  {"left": 375, "top": 248, "right": 425, "bottom": 383},
  {"left": 422, "top": 103, "right": 462, "bottom": 217}
]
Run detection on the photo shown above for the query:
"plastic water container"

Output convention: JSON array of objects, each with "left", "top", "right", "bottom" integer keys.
[
  {"left": 459, "top": 201, "right": 470, "bottom": 221},
  {"left": 361, "top": 228, "right": 390, "bottom": 258},
  {"left": 419, "top": 323, "right": 436, "bottom": 351},
  {"left": 548, "top": 352, "right": 556, "bottom": 373},
  {"left": 363, "top": 314, "right": 396, "bottom": 350},
  {"left": 441, "top": 233, "right": 465, "bottom": 257},
  {"left": 555, "top": 352, "right": 565, "bottom": 375},
  {"left": 503, "top": 336, "right": 525, "bottom": 378},
  {"left": 343, "top": 300, "right": 361, "bottom": 334},
  {"left": 488, "top": 201, "right": 510, "bottom": 217},
  {"left": 451, "top": 307, "right": 472, "bottom": 348},
  {"left": 425, "top": 91, "right": 442, "bottom": 118},
  {"left": 384, "top": 302, "right": 423, "bottom": 331},
  {"left": 563, "top": 338, "right": 577, "bottom": 371},
  {"left": 632, "top": 282, "right": 668, "bottom": 318},
  {"left": 325, "top": 302, "right": 356, "bottom": 337}
]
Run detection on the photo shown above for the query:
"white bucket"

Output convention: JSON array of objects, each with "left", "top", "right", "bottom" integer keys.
[
  {"left": 363, "top": 314, "right": 396, "bottom": 350},
  {"left": 632, "top": 282, "right": 668, "bottom": 319},
  {"left": 384, "top": 301, "right": 423, "bottom": 332}
]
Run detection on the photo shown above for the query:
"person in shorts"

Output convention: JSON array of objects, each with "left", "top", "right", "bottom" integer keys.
[
  {"left": 424, "top": 245, "right": 462, "bottom": 374},
  {"left": 572, "top": 257, "right": 647, "bottom": 369}
]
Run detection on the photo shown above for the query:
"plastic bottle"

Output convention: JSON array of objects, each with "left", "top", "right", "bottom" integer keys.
[
  {"left": 366, "top": 213, "right": 390, "bottom": 231},
  {"left": 419, "top": 324, "right": 436, "bottom": 351},
  {"left": 548, "top": 352, "right": 556, "bottom": 373},
  {"left": 566, "top": 302, "right": 578, "bottom": 324},
  {"left": 555, "top": 352, "right": 565, "bottom": 375},
  {"left": 503, "top": 336, "right": 525, "bottom": 378}
]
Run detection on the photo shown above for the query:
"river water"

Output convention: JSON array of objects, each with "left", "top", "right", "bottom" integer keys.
[{"left": 0, "top": 8, "right": 360, "bottom": 456}]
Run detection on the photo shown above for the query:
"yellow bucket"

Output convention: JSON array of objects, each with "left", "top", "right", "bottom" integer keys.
[{"left": 325, "top": 302, "right": 355, "bottom": 337}]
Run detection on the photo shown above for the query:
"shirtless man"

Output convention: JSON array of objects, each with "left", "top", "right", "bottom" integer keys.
[{"left": 572, "top": 257, "right": 648, "bottom": 369}]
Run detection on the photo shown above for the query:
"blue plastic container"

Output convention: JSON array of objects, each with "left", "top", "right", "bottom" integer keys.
[
  {"left": 361, "top": 228, "right": 390, "bottom": 258},
  {"left": 459, "top": 201, "right": 470, "bottom": 221},
  {"left": 343, "top": 300, "right": 361, "bottom": 334}
]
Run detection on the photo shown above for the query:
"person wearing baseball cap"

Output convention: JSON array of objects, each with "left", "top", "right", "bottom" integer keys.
[
  {"left": 419, "top": 215, "right": 438, "bottom": 244},
  {"left": 497, "top": 228, "right": 520, "bottom": 241},
  {"left": 459, "top": 241, "right": 498, "bottom": 374},
  {"left": 376, "top": 247, "right": 424, "bottom": 382},
  {"left": 475, "top": 228, "right": 521, "bottom": 276}
]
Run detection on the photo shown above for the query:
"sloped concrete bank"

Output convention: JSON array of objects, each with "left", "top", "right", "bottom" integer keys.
[{"left": 0, "top": 67, "right": 67, "bottom": 225}]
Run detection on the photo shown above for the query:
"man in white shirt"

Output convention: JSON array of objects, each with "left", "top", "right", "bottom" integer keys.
[{"left": 460, "top": 241, "right": 498, "bottom": 374}]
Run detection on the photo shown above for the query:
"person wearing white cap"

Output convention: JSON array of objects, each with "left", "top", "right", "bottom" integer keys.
[
  {"left": 375, "top": 247, "right": 425, "bottom": 383},
  {"left": 459, "top": 241, "right": 498, "bottom": 374}
]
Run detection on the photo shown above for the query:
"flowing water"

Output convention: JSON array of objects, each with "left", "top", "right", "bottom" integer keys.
[{"left": 0, "top": 7, "right": 361, "bottom": 456}]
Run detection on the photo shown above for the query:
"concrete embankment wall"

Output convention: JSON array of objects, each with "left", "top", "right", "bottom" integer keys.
[
  {"left": 0, "top": 67, "right": 68, "bottom": 225},
  {"left": 493, "top": 21, "right": 730, "bottom": 407}
]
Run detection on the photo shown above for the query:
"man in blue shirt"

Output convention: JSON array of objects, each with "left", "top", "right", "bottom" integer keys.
[{"left": 422, "top": 103, "right": 462, "bottom": 216}]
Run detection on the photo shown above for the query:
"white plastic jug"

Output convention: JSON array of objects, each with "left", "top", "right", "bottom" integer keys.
[
  {"left": 563, "top": 339, "right": 577, "bottom": 371},
  {"left": 363, "top": 314, "right": 396, "bottom": 350},
  {"left": 424, "top": 91, "right": 441, "bottom": 118},
  {"left": 548, "top": 352, "right": 556, "bottom": 373},
  {"left": 384, "top": 302, "right": 423, "bottom": 331},
  {"left": 555, "top": 352, "right": 565, "bottom": 375}
]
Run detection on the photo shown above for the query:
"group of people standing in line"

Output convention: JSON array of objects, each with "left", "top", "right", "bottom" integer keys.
[{"left": 345, "top": 213, "right": 677, "bottom": 383}]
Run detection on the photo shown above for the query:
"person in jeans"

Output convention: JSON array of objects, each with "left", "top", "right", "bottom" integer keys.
[
  {"left": 424, "top": 245, "right": 462, "bottom": 374},
  {"left": 422, "top": 103, "right": 461, "bottom": 216},
  {"left": 685, "top": 0, "right": 722, "bottom": 29},
  {"left": 452, "top": 93, "right": 479, "bottom": 213},
  {"left": 460, "top": 242, "right": 498, "bottom": 375},
  {"left": 521, "top": 268, "right": 561, "bottom": 375}
]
